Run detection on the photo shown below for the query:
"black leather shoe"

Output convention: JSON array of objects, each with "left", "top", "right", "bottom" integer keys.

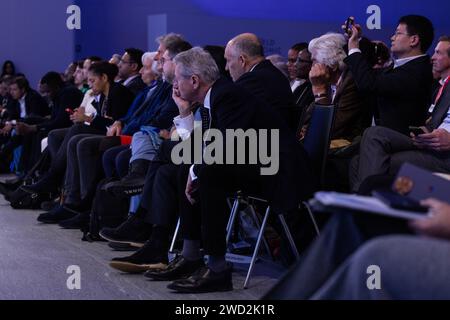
[
  {"left": 108, "top": 241, "right": 140, "bottom": 251},
  {"left": 167, "top": 265, "right": 233, "bottom": 293},
  {"left": 99, "top": 214, "right": 151, "bottom": 247},
  {"left": 37, "top": 205, "right": 77, "bottom": 224},
  {"left": 144, "top": 255, "right": 205, "bottom": 281},
  {"left": 109, "top": 240, "right": 168, "bottom": 273},
  {"left": 58, "top": 212, "right": 90, "bottom": 229},
  {"left": 41, "top": 198, "right": 60, "bottom": 212}
]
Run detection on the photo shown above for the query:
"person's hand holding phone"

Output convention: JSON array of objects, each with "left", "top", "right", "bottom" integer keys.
[
  {"left": 341, "top": 17, "right": 363, "bottom": 50},
  {"left": 412, "top": 128, "right": 450, "bottom": 152},
  {"left": 70, "top": 107, "right": 86, "bottom": 123}
]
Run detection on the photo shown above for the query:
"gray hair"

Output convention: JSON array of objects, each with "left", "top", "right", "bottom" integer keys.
[
  {"left": 142, "top": 51, "right": 161, "bottom": 76},
  {"left": 142, "top": 51, "right": 157, "bottom": 64},
  {"left": 308, "top": 33, "right": 347, "bottom": 71},
  {"left": 173, "top": 47, "right": 221, "bottom": 85},
  {"left": 156, "top": 33, "right": 184, "bottom": 48}
]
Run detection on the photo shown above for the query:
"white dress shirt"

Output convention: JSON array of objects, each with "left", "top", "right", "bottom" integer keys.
[{"left": 19, "top": 94, "right": 27, "bottom": 118}]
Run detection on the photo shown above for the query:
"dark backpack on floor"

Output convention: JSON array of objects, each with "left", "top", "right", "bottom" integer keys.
[
  {"left": 83, "top": 177, "right": 129, "bottom": 241},
  {"left": 9, "top": 187, "right": 55, "bottom": 210}
]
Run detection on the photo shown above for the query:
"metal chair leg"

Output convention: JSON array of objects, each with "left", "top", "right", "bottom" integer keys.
[
  {"left": 169, "top": 218, "right": 181, "bottom": 253},
  {"left": 226, "top": 197, "right": 240, "bottom": 244},
  {"left": 303, "top": 201, "right": 320, "bottom": 236},
  {"left": 248, "top": 203, "right": 273, "bottom": 260},
  {"left": 278, "top": 214, "right": 300, "bottom": 261},
  {"left": 244, "top": 205, "right": 271, "bottom": 289}
]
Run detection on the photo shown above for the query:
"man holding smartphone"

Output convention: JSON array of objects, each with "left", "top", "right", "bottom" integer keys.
[{"left": 351, "top": 35, "right": 450, "bottom": 192}]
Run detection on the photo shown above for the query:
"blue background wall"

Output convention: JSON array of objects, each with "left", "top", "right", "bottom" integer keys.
[
  {"left": 1, "top": 0, "right": 448, "bottom": 90},
  {"left": 0, "top": 0, "right": 74, "bottom": 89}
]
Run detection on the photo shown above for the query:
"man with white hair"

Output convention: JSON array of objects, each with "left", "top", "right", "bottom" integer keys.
[
  {"left": 144, "top": 47, "right": 314, "bottom": 293},
  {"left": 301, "top": 33, "right": 369, "bottom": 145}
]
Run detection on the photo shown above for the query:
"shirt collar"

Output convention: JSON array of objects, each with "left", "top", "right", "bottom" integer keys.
[
  {"left": 19, "top": 94, "right": 26, "bottom": 103},
  {"left": 440, "top": 76, "right": 450, "bottom": 86},
  {"left": 249, "top": 61, "right": 262, "bottom": 72},
  {"left": 203, "top": 87, "right": 212, "bottom": 109},
  {"left": 393, "top": 54, "right": 426, "bottom": 69},
  {"left": 123, "top": 74, "right": 139, "bottom": 86}
]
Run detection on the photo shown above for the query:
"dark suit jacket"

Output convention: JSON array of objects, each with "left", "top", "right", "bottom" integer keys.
[
  {"left": 428, "top": 82, "right": 450, "bottom": 131},
  {"left": 36, "top": 86, "right": 84, "bottom": 132},
  {"left": 91, "top": 82, "right": 135, "bottom": 131},
  {"left": 344, "top": 53, "right": 433, "bottom": 135},
  {"left": 236, "top": 60, "right": 297, "bottom": 131},
  {"left": 7, "top": 89, "right": 49, "bottom": 120},
  {"left": 193, "top": 77, "right": 315, "bottom": 211},
  {"left": 125, "top": 75, "right": 146, "bottom": 96}
]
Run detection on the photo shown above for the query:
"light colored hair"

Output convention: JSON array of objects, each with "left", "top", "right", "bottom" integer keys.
[
  {"left": 156, "top": 33, "right": 184, "bottom": 48},
  {"left": 142, "top": 51, "right": 160, "bottom": 76},
  {"left": 173, "top": 47, "right": 220, "bottom": 84},
  {"left": 308, "top": 33, "right": 347, "bottom": 71}
]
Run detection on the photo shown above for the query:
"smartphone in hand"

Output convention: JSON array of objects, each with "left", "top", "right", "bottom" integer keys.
[
  {"left": 409, "top": 126, "right": 426, "bottom": 136},
  {"left": 345, "top": 17, "right": 355, "bottom": 36}
]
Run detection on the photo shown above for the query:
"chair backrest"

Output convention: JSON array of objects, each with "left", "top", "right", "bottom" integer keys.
[{"left": 302, "top": 104, "right": 336, "bottom": 186}]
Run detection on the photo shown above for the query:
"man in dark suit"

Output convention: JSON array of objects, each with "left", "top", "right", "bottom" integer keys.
[
  {"left": 143, "top": 47, "right": 314, "bottom": 293},
  {"left": 118, "top": 48, "right": 146, "bottom": 96},
  {"left": 351, "top": 36, "right": 450, "bottom": 191},
  {"left": 224, "top": 33, "right": 297, "bottom": 130},
  {"left": 345, "top": 15, "right": 434, "bottom": 135},
  {"left": 292, "top": 48, "right": 314, "bottom": 131}
]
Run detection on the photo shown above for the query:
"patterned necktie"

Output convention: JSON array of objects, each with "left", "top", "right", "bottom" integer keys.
[{"left": 200, "top": 106, "right": 210, "bottom": 133}]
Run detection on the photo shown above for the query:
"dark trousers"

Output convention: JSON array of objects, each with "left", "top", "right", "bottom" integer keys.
[
  {"left": 102, "top": 145, "right": 131, "bottom": 178},
  {"left": 65, "top": 133, "right": 105, "bottom": 204},
  {"left": 263, "top": 211, "right": 412, "bottom": 299},
  {"left": 179, "top": 164, "right": 262, "bottom": 257},
  {"left": 139, "top": 140, "right": 181, "bottom": 227},
  {"left": 45, "top": 124, "right": 105, "bottom": 186}
]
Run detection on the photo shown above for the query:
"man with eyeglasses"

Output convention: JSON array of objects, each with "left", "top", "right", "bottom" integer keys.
[
  {"left": 118, "top": 48, "right": 146, "bottom": 96},
  {"left": 344, "top": 15, "right": 434, "bottom": 136},
  {"left": 287, "top": 42, "right": 308, "bottom": 88}
]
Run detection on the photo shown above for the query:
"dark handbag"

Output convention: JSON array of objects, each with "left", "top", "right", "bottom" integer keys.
[{"left": 9, "top": 187, "right": 54, "bottom": 210}]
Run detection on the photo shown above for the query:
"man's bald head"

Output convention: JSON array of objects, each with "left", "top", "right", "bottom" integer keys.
[
  {"left": 225, "top": 33, "right": 265, "bottom": 81},
  {"left": 227, "top": 33, "right": 264, "bottom": 59}
]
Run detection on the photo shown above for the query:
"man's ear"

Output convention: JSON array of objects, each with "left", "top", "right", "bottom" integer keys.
[
  {"left": 238, "top": 54, "right": 247, "bottom": 67},
  {"left": 410, "top": 35, "right": 420, "bottom": 49},
  {"left": 191, "top": 74, "right": 200, "bottom": 90}
]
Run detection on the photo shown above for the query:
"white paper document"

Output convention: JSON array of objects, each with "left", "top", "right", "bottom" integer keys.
[{"left": 312, "top": 192, "right": 430, "bottom": 220}]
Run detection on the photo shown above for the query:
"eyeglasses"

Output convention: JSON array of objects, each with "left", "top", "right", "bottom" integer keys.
[
  {"left": 287, "top": 58, "right": 297, "bottom": 64},
  {"left": 392, "top": 31, "right": 411, "bottom": 38},
  {"left": 119, "top": 59, "right": 134, "bottom": 65}
]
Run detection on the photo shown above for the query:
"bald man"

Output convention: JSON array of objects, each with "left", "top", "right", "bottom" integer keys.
[{"left": 224, "top": 33, "right": 298, "bottom": 131}]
